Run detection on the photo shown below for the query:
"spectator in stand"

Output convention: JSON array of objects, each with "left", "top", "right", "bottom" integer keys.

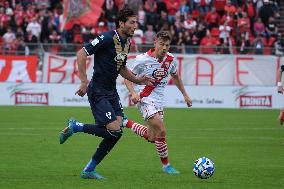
[
  {"left": 265, "top": 16, "right": 277, "bottom": 39},
  {"left": 214, "top": 0, "right": 227, "bottom": 17},
  {"left": 157, "top": 11, "right": 169, "bottom": 31},
  {"left": 236, "top": 33, "right": 250, "bottom": 54},
  {"left": 105, "top": 0, "right": 118, "bottom": 30},
  {"left": 194, "top": 0, "right": 212, "bottom": 16},
  {"left": 184, "top": 13, "right": 197, "bottom": 32},
  {"left": 26, "top": 4, "right": 36, "bottom": 21},
  {"left": 81, "top": 25, "right": 95, "bottom": 43},
  {"left": 252, "top": 33, "right": 265, "bottom": 54},
  {"left": 144, "top": 0, "right": 158, "bottom": 27},
  {"left": 237, "top": 12, "right": 250, "bottom": 42},
  {"left": 259, "top": 0, "right": 274, "bottom": 26},
  {"left": 179, "top": 0, "right": 190, "bottom": 19},
  {"left": 254, "top": 17, "right": 265, "bottom": 37},
  {"left": 3, "top": 27, "right": 15, "bottom": 51},
  {"left": 184, "top": 30, "right": 193, "bottom": 53},
  {"left": 219, "top": 20, "right": 231, "bottom": 43},
  {"left": 224, "top": 0, "right": 236, "bottom": 15},
  {"left": 14, "top": 4, "right": 25, "bottom": 28},
  {"left": 49, "top": 30, "right": 61, "bottom": 43},
  {"left": 176, "top": 31, "right": 185, "bottom": 53},
  {"left": 200, "top": 29, "right": 220, "bottom": 54},
  {"left": 26, "top": 17, "right": 42, "bottom": 41},
  {"left": 165, "top": 0, "right": 179, "bottom": 24},
  {"left": 205, "top": 7, "right": 220, "bottom": 29},
  {"left": 4, "top": 1, "right": 13, "bottom": 16},
  {"left": 144, "top": 24, "right": 156, "bottom": 45},
  {"left": 0, "top": 7, "right": 10, "bottom": 27},
  {"left": 156, "top": 0, "right": 168, "bottom": 15},
  {"left": 16, "top": 27, "right": 24, "bottom": 39},
  {"left": 0, "top": 22, "right": 6, "bottom": 42},
  {"left": 244, "top": 0, "right": 256, "bottom": 35},
  {"left": 137, "top": 5, "right": 146, "bottom": 30}
]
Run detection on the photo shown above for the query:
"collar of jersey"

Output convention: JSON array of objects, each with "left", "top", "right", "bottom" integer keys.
[{"left": 147, "top": 49, "right": 167, "bottom": 63}]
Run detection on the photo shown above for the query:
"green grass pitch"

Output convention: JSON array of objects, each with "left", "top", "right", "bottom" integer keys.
[{"left": 0, "top": 106, "right": 284, "bottom": 189}]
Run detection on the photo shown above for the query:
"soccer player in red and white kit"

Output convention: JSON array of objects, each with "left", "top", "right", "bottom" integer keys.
[{"left": 123, "top": 31, "right": 192, "bottom": 174}]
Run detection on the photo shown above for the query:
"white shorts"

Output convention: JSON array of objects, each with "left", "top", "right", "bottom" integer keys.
[{"left": 137, "top": 99, "right": 163, "bottom": 120}]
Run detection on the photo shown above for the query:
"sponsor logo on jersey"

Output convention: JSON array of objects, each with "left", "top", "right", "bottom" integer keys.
[
  {"left": 91, "top": 38, "right": 100, "bottom": 46},
  {"left": 114, "top": 52, "right": 128, "bottom": 62},
  {"left": 152, "top": 68, "right": 168, "bottom": 80}
]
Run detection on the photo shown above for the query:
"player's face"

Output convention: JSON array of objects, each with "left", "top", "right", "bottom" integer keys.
[
  {"left": 154, "top": 39, "right": 170, "bottom": 58},
  {"left": 121, "top": 16, "right": 137, "bottom": 37}
]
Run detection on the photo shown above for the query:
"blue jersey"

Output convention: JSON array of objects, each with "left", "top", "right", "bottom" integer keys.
[{"left": 83, "top": 30, "right": 131, "bottom": 91}]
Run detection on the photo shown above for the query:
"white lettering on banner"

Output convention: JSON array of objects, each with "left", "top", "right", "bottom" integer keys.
[
  {"left": 240, "top": 95, "right": 272, "bottom": 107},
  {"left": 7, "top": 60, "right": 31, "bottom": 82},
  {"left": 0, "top": 83, "right": 283, "bottom": 108},
  {"left": 15, "top": 92, "right": 48, "bottom": 105}
]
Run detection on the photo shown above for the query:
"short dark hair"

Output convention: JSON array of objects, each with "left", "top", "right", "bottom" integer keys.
[
  {"left": 156, "top": 31, "right": 172, "bottom": 42},
  {"left": 115, "top": 7, "right": 136, "bottom": 28}
]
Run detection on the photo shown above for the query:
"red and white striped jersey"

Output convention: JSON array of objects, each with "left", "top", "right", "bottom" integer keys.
[{"left": 129, "top": 49, "right": 178, "bottom": 106}]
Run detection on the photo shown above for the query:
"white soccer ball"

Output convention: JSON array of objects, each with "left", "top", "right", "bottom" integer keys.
[{"left": 193, "top": 157, "right": 215, "bottom": 179}]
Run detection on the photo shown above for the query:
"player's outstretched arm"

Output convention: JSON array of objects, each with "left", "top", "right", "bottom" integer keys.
[
  {"left": 120, "top": 66, "right": 154, "bottom": 86},
  {"left": 171, "top": 73, "right": 192, "bottom": 107},
  {"left": 277, "top": 66, "right": 284, "bottom": 94},
  {"left": 75, "top": 48, "right": 88, "bottom": 97}
]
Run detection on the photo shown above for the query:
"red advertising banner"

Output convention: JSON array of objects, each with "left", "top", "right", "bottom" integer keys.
[{"left": 0, "top": 55, "right": 38, "bottom": 82}]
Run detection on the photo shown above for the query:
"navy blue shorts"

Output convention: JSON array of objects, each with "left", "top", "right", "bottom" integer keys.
[{"left": 87, "top": 87, "right": 123, "bottom": 126}]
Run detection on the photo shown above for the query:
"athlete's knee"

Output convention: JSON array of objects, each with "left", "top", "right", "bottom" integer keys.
[
  {"left": 106, "top": 119, "right": 121, "bottom": 131},
  {"left": 107, "top": 128, "right": 123, "bottom": 139}
]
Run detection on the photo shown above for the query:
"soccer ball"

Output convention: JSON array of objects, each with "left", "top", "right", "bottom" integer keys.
[{"left": 193, "top": 157, "right": 215, "bottom": 179}]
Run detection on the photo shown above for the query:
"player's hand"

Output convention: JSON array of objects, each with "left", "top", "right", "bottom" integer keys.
[
  {"left": 184, "top": 95, "right": 192, "bottom": 107},
  {"left": 278, "top": 86, "right": 284, "bottom": 94},
  {"left": 75, "top": 82, "right": 88, "bottom": 97},
  {"left": 137, "top": 75, "right": 155, "bottom": 86},
  {"left": 130, "top": 92, "right": 140, "bottom": 104}
]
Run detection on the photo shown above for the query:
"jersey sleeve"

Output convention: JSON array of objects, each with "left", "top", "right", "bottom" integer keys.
[
  {"left": 130, "top": 55, "right": 144, "bottom": 75},
  {"left": 170, "top": 58, "right": 178, "bottom": 75},
  {"left": 83, "top": 34, "right": 109, "bottom": 56}
]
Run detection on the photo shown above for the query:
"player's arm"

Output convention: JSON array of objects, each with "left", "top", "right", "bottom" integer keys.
[
  {"left": 120, "top": 66, "right": 154, "bottom": 85},
  {"left": 277, "top": 65, "right": 284, "bottom": 94},
  {"left": 124, "top": 79, "right": 140, "bottom": 104},
  {"left": 75, "top": 48, "right": 88, "bottom": 97},
  {"left": 171, "top": 72, "right": 192, "bottom": 107}
]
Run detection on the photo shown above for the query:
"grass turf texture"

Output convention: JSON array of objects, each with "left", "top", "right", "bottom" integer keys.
[{"left": 0, "top": 106, "right": 283, "bottom": 189}]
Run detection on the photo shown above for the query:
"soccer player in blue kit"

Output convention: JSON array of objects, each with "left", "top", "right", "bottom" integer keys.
[{"left": 59, "top": 7, "right": 153, "bottom": 179}]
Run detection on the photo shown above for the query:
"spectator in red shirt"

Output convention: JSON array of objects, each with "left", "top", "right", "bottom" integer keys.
[
  {"left": 165, "top": 0, "right": 180, "bottom": 24},
  {"left": 200, "top": 29, "right": 220, "bottom": 54},
  {"left": 205, "top": 7, "right": 220, "bottom": 29},
  {"left": 237, "top": 12, "right": 250, "bottom": 41},
  {"left": 214, "top": 0, "right": 227, "bottom": 17},
  {"left": 224, "top": 0, "right": 236, "bottom": 15}
]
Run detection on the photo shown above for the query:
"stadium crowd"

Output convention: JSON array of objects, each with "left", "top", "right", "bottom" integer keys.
[{"left": 0, "top": 0, "right": 283, "bottom": 55}]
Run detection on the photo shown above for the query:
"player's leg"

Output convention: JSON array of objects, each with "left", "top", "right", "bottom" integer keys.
[
  {"left": 148, "top": 112, "right": 180, "bottom": 174},
  {"left": 81, "top": 95, "right": 123, "bottom": 179},
  {"left": 279, "top": 108, "right": 284, "bottom": 125},
  {"left": 60, "top": 95, "right": 122, "bottom": 144},
  {"left": 123, "top": 102, "right": 156, "bottom": 141}
]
